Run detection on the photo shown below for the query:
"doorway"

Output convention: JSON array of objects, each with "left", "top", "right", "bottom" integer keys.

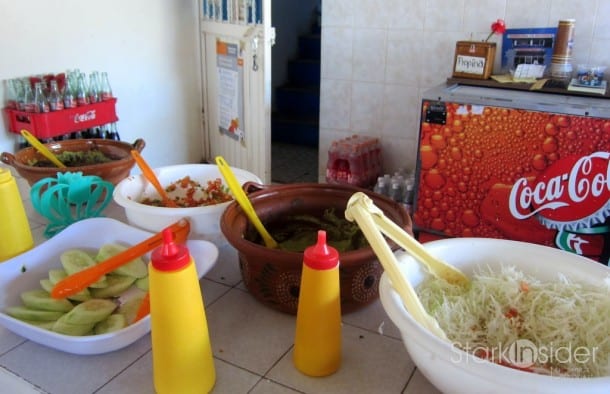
[{"left": 270, "top": 0, "right": 320, "bottom": 184}]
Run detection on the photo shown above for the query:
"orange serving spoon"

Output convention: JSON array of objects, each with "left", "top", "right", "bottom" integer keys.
[
  {"left": 133, "top": 291, "right": 150, "bottom": 322},
  {"left": 50, "top": 219, "right": 191, "bottom": 299},
  {"left": 130, "top": 150, "right": 178, "bottom": 208}
]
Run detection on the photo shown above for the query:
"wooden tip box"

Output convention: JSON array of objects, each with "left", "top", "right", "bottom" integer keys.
[{"left": 452, "top": 41, "right": 496, "bottom": 80}]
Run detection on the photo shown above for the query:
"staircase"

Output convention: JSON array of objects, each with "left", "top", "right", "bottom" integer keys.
[{"left": 271, "top": 23, "right": 320, "bottom": 147}]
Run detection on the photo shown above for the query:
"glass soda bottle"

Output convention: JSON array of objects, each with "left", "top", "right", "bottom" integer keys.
[
  {"left": 63, "top": 76, "right": 77, "bottom": 109},
  {"left": 75, "top": 73, "right": 90, "bottom": 106},
  {"left": 88, "top": 71, "right": 100, "bottom": 103},
  {"left": 33, "top": 82, "right": 50, "bottom": 113},
  {"left": 99, "top": 71, "right": 113, "bottom": 100},
  {"left": 48, "top": 80, "right": 64, "bottom": 111},
  {"left": 20, "top": 79, "right": 36, "bottom": 112},
  {"left": 5, "top": 79, "right": 21, "bottom": 109}
]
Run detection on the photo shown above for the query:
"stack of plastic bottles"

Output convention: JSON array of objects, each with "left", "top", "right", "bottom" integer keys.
[
  {"left": 373, "top": 169, "right": 416, "bottom": 214},
  {"left": 325, "top": 135, "right": 382, "bottom": 188}
]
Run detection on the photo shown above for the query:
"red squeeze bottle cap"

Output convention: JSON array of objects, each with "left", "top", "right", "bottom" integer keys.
[
  {"left": 303, "top": 230, "right": 339, "bottom": 271},
  {"left": 151, "top": 228, "right": 190, "bottom": 271}
]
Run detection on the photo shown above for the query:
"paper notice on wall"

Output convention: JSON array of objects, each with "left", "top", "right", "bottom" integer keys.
[{"left": 217, "top": 39, "right": 244, "bottom": 141}]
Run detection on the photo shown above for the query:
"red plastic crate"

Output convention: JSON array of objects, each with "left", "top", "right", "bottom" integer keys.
[{"left": 3, "top": 98, "right": 118, "bottom": 139}]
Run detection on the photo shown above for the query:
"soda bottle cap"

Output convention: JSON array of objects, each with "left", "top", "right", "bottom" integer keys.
[
  {"left": 303, "top": 230, "right": 339, "bottom": 270},
  {"left": 151, "top": 228, "right": 190, "bottom": 271}
]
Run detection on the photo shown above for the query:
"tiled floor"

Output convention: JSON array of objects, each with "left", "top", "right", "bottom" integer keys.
[
  {"left": 0, "top": 163, "right": 442, "bottom": 393},
  {"left": 271, "top": 142, "right": 319, "bottom": 184}
]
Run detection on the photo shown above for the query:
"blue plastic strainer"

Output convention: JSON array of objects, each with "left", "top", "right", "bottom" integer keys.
[{"left": 30, "top": 172, "right": 114, "bottom": 238}]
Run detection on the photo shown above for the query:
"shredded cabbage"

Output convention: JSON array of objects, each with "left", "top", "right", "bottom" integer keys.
[{"left": 417, "top": 265, "right": 610, "bottom": 378}]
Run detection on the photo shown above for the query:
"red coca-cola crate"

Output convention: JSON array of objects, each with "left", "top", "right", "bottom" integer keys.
[{"left": 3, "top": 98, "right": 118, "bottom": 139}]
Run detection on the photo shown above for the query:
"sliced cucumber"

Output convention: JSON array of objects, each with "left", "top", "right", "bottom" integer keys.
[
  {"left": 134, "top": 276, "right": 149, "bottom": 291},
  {"left": 5, "top": 306, "right": 65, "bottom": 322},
  {"left": 96, "top": 244, "right": 148, "bottom": 279},
  {"left": 52, "top": 314, "right": 95, "bottom": 336},
  {"left": 20, "top": 289, "right": 74, "bottom": 312},
  {"left": 117, "top": 293, "right": 146, "bottom": 324},
  {"left": 48, "top": 268, "right": 67, "bottom": 285},
  {"left": 39, "top": 278, "right": 54, "bottom": 293},
  {"left": 94, "top": 314, "right": 126, "bottom": 335},
  {"left": 90, "top": 275, "right": 136, "bottom": 299},
  {"left": 61, "top": 249, "right": 107, "bottom": 288},
  {"left": 62, "top": 299, "right": 117, "bottom": 325}
]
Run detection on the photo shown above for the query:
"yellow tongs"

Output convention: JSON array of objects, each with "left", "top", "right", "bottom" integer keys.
[{"left": 345, "top": 192, "right": 470, "bottom": 341}]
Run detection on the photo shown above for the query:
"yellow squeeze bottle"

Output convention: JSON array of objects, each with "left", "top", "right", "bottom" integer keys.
[
  {"left": 0, "top": 169, "right": 33, "bottom": 262},
  {"left": 293, "top": 230, "right": 342, "bottom": 376},
  {"left": 149, "top": 228, "right": 215, "bottom": 394}
]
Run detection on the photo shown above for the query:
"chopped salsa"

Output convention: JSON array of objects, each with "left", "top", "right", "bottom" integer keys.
[{"left": 140, "top": 176, "right": 233, "bottom": 207}]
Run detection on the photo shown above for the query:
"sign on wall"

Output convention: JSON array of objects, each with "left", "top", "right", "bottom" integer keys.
[{"left": 216, "top": 38, "right": 244, "bottom": 141}]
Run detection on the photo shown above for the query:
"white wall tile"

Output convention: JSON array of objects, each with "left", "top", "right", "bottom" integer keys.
[
  {"left": 424, "top": 0, "right": 465, "bottom": 32},
  {"left": 319, "top": 79, "right": 352, "bottom": 130},
  {"left": 594, "top": 0, "right": 610, "bottom": 39},
  {"left": 321, "top": 27, "right": 353, "bottom": 80},
  {"left": 352, "top": 0, "right": 389, "bottom": 29},
  {"left": 352, "top": 29, "right": 387, "bottom": 82},
  {"left": 505, "top": 0, "right": 552, "bottom": 27},
  {"left": 322, "top": 0, "right": 353, "bottom": 27},
  {"left": 350, "top": 82, "right": 385, "bottom": 132},
  {"left": 382, "top": 84, "right": 421, "bottom": 140},
  {"left": 589, "top": 38, "right": 610, "bottom": 66},
  {"left": 386, "top": 30, "right": 424, "bottom": 84},
  {"left": 463, "top": 0, "right": 508, "bottom": 40},
  {"left": 385, "top": 0, "right": 427, "bottom": 30}
]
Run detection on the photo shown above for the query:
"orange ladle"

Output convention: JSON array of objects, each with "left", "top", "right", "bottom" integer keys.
[
  {"left": 50, "top": 219, "right": 191, "bottom": 299},
  {"left": 130, "top": 150, "right": 178, "bottom": 208}
]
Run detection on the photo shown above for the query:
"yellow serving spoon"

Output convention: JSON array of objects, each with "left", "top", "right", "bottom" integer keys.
[
  {"left": 21, "top": 130, "right": 66, "bottom": 168},
  {"left": 215, "top": 156, "right": 279, "bottom": 249}
]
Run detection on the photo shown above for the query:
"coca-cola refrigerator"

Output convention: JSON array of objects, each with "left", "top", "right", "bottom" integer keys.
[{"left": 414, "top": 83, "right": 610, "bottom": 265}]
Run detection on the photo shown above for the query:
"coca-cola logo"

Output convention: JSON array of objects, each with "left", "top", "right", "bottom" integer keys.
[
  {"left": 73, "top": 110, "right": 96, "bottom": 123},
  {"left": 509, "top": 152, "right": 610, "bottom": 229}
]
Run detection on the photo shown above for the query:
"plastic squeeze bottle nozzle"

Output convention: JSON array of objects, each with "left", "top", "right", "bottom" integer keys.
[
  {"left": 0, "top": 168, "right": 33, "bottom": 262},
  {"left": 149, "top": 227, "right": 215, "bottom": 394},
  {"left": 293, "top": 230, "right": 342, "bottom": 376}
]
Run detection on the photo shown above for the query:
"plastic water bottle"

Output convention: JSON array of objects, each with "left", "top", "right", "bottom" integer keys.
[
  {"left": 293, "top": 230, "right": 341, "bottom": 376},
  {"left": 0, "top": 169, "right": 33, "bottom": 262},
  {"left": 149, "top": 227, "right": 216, "bottom": 393}
]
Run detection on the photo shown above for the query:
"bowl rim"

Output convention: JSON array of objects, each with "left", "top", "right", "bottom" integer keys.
[
  {"left": 6, "top": 138, "right": 143, "bottom": 172},
  {"left": 380, "top": 237, "right": 610, "bottom": 388}
]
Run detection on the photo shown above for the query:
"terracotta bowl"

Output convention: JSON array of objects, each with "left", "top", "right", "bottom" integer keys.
[
  {"left": 220, "top": 182, "right": 412, "bottom": 314},
  {"left": 1, "top": 138, "right": 145, "bottom": 186}
]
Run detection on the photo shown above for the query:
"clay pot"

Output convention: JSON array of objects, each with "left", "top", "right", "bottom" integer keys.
[
  {"left": 220, "top": 182, "right": 413, "bottom": 315},
  {"left": 1, "top": 138, "right": 145, "bottom": 186}
]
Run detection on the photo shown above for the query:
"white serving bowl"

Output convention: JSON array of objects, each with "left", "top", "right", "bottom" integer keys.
[
  {"left": 113, "top": 163, "right": 262, "bottom": 245},
  {"left": 0, "top": 218, "right": 218, "bottom": 355},
  {"left": 380, "top": 238, "right": 610, "bottom": 394}
]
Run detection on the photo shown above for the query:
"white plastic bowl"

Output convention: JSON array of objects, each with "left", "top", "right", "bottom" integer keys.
[
  {"left": 380, "top": 238, "right": 610, "bottom": 394},
  {"left": 0, "top": 218, "right": 218, "bottom": 355},
  {"left": 113, "top": 163, "right": 262, "bottom": 245}
]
